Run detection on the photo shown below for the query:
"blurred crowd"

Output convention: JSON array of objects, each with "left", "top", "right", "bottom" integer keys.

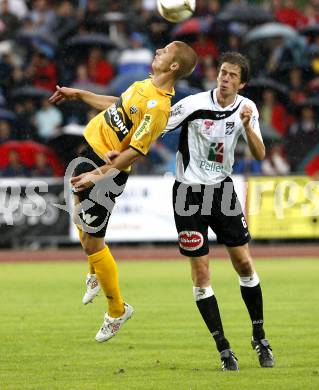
[{"left": 0, "top": 0, "right": 319, "bottom": 178}]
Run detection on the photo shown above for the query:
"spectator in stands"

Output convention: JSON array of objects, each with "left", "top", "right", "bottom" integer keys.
[
  {"left": 193, "top": 0, "right": 209, "bottom": 16},
  {"left": 221, "top": 22, "right": 246, "bottom": 53},
  {"left": 284, "top": 106, "right": 319, "bottom": 171},
  {"left": 52, "top": 0, "right": 76, "bottom": 38},
  {"left": 274, "top": 0, "right": 307, "bottom": 28},
  {"left": 207, "top": 0, "right": 221, "bottom": 15},
  {"left": 27, "top": 0, "right": 56, "bottom": 35},
  {"left": 192, "top": 33, "right": 219, "bottom": 75},
  {"left": 87, "top": 47, "right": 114, "bottom": 86},
  {"left": 262, "top": 143, "right": 290, "bottom": 175},
  {"left": 268, "top": 0, "right": 281, "bottom": 14},
  {"left": 12, "top": 65, "right": 31, "bottom": 89},
  {"left": 304, "top": 2, "right": 319, "bottom": 26},
  {"left": 0, "top": 51, "right": 14, "bottom": 95},
  {"left": 30, "top": 151, "right": 53, "bottom": 176},
  {"left": 117, "top": 32, "right": 153, "bottom": 74},
  {"left": 233, "top": 146, "right": 262, "bottom": 176},
  {"left": 26, "top": 51, "right": 57, "bottom": 92},
  {"left": 0, "top": 119, "right": 13, "bottom": 143},
  {"left": 0, "top": 0, "right": 28, "bottom": 20},
  {"left": 288, "top": 67, "right": 306, "bottom": 104},
  {"left": 14, "top": 99, "right": 37, "bottom": 140},
  {"left": 259, "top": 89, "right": 292, "bottom": 136},
  {"left": 226, "top": 32, "right": 242, "bottom": 53},
  {"left": 80, "top": 0, "right": 101, "bottom": 26},
  {"left": 34, "top": 98, "right": 62, "bottom": 141},
  {"left": 72, "top": 63, "right": 92, "bottom": 87},
  {"left": 201, "top": 59, "right": 218, "bottom": 91},
  {"left": 1, "top": 149, "right": 29, "bottom": 177},
  {"left": 146, "top": 16, "right": 170, "bottom": 50},
  {"left": 0, "top": 0, "right": 20, "bottom": 40}
]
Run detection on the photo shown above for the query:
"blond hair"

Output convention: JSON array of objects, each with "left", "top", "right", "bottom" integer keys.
[{"left": 172, "top": 41, "right": 198, "bottom": 80}]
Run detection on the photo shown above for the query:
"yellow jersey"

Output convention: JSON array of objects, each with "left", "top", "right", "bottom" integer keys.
[{"left": 83, "top": 78, "right": 174, "bottom": 162}]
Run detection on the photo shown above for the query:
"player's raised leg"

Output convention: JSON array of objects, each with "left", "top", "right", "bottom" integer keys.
[
  {"left": 190, "top": 255, "right": 239, "bottom": 371},
  {"left": 81, "top": 232, "right": 133, "bottom": 342},
  {"left": 227, "top": 244, "right": 274, "bottom": 367},
  {"left": 78, "top": 225, "right": 100, "bottom": 305},
  {"left": 73, "top": 195, "right": 100, "bottom": 305}
]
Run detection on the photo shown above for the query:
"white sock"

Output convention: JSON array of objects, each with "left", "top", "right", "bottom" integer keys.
[
  {"left": 193, "top": 286, "right": 214, "bottom": 301},
  {"left": 239, "top": 272, "right": 260, "bottom": 287}
]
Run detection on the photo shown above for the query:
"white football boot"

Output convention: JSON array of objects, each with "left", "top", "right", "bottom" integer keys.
[
  {"left": 82, "top": 274, "right": 100, "bottom": 305},
  {"left": 95, "top": 303, "right": 134, "bottom": 342}
]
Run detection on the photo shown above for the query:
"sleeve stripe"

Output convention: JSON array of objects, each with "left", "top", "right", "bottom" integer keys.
[{"left": 129, "top": 145, "right": 147, "bottom": 156}]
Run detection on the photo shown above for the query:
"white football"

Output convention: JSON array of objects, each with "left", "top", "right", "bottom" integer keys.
[{"left": 157, "top": 0, "right": 196, "bottom": 23}]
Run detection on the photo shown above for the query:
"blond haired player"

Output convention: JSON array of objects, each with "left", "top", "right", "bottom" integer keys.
[{"left": 49, "top": 41, "right": 198, "bottom": 342}]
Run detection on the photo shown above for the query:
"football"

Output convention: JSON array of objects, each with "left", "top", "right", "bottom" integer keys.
[{"left": 157, "top": 0, "right": 196, "bottom": 23}]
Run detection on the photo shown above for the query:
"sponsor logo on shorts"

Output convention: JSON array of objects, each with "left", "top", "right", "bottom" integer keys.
[{"left": 178, "top": 231, "right": 204, "bottom": 251}]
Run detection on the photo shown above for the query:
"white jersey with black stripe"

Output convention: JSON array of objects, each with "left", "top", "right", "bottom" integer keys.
[{"left": 163, "top": 89, "right": 263, "bottom": 185}]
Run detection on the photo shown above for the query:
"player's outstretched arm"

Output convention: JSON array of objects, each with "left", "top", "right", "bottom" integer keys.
[{"left": 49, "top": 85, "right": 118, "bottom": 111}]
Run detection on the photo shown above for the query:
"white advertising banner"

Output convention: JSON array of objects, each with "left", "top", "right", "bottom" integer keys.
[{"left": 70, "top": 175, "right": 247, "bottom": 242}]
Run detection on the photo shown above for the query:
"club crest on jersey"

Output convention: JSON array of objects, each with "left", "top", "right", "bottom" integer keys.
[
  {"left": 201, "top": 120, "right": 214, "bottom": 136},
  {"left": 225, "top": 122, "right": 235, "bottom": 135},
  {"left": 147, "top": 99, "right": 157, "bottom": 109},
  {"left": 130, "top": 105, "right": 138, "bottom": 114}
]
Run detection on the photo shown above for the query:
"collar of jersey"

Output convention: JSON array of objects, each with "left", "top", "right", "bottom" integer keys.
[
  {"left": 211, "top": 88, "right": 239, "bottom": 110},
  {"left": 148, "top": 78, "right": 175, "bottom": 97}
]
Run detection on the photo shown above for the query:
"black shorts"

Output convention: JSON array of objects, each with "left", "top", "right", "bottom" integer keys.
[
  {"left": 73, "top": 140, "right": 128, "bottom": 238},
  {"left": 172, "top": 177, "right": 251, "bottom": 257}
]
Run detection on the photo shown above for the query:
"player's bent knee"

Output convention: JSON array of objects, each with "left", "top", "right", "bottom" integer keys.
[{"left": 235, "top": 258, "right": 253, "bottom": 274}]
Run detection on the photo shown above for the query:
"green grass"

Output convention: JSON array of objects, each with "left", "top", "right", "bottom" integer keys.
[{"left": 0, "top": 258, "right": 319, "bottom": 390}]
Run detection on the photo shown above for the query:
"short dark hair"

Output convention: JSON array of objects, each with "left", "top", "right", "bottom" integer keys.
[{"left": 218, "top": 52, "right": 250, "bottom": 83}]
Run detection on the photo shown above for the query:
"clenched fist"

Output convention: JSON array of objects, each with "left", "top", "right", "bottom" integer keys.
[{"left": 240, "top": 104, "right": 253, "bottom": 129}]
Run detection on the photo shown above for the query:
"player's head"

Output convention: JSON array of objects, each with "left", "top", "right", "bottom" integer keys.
[
  {"left": 152, "top": 41, "right": 198, "bottom": 81},
  {"left": 217, "top": 52, "right": 250, "bottom": 96}
]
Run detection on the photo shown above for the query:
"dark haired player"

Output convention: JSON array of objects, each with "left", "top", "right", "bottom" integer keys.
[{"left": 164, "top": 52, "right": 274, "bottom": 371}]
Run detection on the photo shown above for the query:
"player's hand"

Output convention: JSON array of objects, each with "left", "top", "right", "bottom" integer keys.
[
  {"left": 71, "top": 171, "right": 100, "bottom": 192},
  {"left": 49, "top": 85, "right": 79, "bottom": 105},
  {"left": 104, "top": 150, "right": 120, "bottom": 165},
  {"left": 240, "top": 104, "right": 253, "bottom": 128}
]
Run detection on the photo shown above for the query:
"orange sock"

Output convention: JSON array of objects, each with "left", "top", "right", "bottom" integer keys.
[
  {"left": 76, "top": 225, "right": 95, "bottom": 274},
  {"left": 88, "top": 246, "right": 125, "bottom": 317}
]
